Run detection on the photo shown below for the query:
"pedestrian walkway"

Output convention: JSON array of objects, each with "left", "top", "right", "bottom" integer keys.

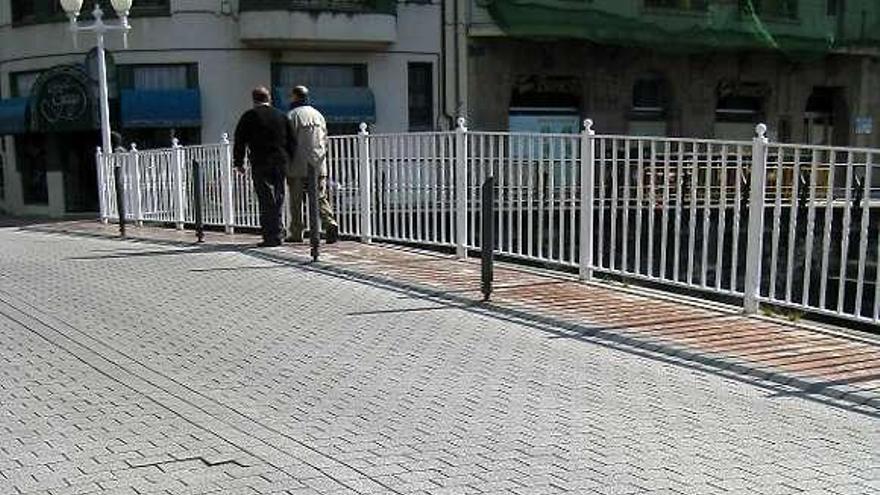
[
  {"left": 29, "top": 220, "right": 880, "bottom": 411},
  {"left": 1, "top": 223, "right": 878, "bottom": 495}
]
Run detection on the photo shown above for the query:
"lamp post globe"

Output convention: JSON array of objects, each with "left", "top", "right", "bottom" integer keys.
[
  {"left": 59, "top": 0, "right": 83, "bottom": 16},
  {"left": 111, "top": 0, "right": 134, "bottom": 15}
]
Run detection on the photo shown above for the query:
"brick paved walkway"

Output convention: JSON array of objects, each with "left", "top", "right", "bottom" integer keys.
[
  {"left": 1, "top": 221, "right": 877, "bottom": 495},
  {"left": 31, "top": 221, "right": 880, "bottom": 410}
]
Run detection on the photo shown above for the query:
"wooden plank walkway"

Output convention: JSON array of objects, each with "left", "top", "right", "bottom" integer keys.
[{"left": 24, "top": 220, "right": 880, "bottom": 410}]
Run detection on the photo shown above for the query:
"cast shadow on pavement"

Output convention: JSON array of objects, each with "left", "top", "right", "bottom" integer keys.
[{"left": 235, "top": 248, "right": 880, "bottom": 420}]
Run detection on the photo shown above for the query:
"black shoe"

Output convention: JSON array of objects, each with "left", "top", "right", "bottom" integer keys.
[
  {"left": 257, "top": 240, "right": 282, "bottom": 248},
  {"left": 326, "top": 225, "right": 339, "bottom": 244}
]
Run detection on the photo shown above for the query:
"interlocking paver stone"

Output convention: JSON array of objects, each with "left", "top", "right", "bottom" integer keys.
[{"left": 0, "top": 226, "right": 878, "bottom": 495}]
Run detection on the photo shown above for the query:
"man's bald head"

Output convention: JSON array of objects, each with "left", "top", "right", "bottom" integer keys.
[{"left": 252, "top": 86, "right": 271, "bottom": 105}]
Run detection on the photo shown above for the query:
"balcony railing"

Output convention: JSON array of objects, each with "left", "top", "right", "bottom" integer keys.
[{"left": 241, "top": 0, "right": 397, "bottom": 15}]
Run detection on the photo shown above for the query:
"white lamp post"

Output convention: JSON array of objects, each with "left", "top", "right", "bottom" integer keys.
[{"left": 60, "top": 0, "right": 133, "bottom": 155}]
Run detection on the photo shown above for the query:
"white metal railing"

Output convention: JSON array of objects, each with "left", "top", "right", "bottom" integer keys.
[{"left": 97, "top": 120, "right": 880, "bottom": 326}]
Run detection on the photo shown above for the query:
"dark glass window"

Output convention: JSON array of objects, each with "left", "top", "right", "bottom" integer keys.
[
  {"left": 645, "top": 0, "right": 708, "bottom": 11},
  {"left": 273, "top": 64, "right": 368, "bottom": 88},
  {"left": 827, "top": 0, "right": 840, "bottom": 16},
  {"left": 117, "top": 64, "right": 199, "bottom": 90},
  {"left": 12, "top": 0, "right": 169, "bottom": 25},
  {"left": 408, "top": 63, "right": 433, "bottom": 131},
  {"left": 741, "top": 0, "right": 798, "bottom": 19},
  {"left": 10, "top": 71, "right": 43, "bottom": 98}
]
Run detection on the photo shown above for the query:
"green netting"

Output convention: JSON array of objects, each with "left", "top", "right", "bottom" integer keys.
[{"left": 484, "top": 0, "right": 880, "bottom": 57}]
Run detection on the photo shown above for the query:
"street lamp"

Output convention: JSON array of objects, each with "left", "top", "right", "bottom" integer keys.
[{"left": 60, "top": 0, "right": 133, "bottom": 155}]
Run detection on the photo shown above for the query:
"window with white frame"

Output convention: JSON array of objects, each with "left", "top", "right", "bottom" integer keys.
[
  {"left": 273, "top": 64, "right": 368, "bottom": 89},
  {"left": 117, "top": 64, "right": 198, "bottom": 90}
]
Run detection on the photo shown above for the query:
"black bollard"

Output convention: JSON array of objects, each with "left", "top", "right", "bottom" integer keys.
[
  {"left": 308, "top": 169, "right": 320, "bottom": 262},
  {"left": 481, "top": 177, "right": 496, "bottom": 302},
  {"left": 114, "top": 164, "right": 126, "bottom": 238},
  {"left": 192, "top": 159, "right": 205, "bottom": 243}
]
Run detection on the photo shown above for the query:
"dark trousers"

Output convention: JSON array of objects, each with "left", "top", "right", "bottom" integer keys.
[{"left": 252, "top": 165, "right": 285, "bottom": 242}]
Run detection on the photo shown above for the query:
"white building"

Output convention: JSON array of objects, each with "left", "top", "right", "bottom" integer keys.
[{"left": 0, "top": 0, "right": 444, "bottom": 217}]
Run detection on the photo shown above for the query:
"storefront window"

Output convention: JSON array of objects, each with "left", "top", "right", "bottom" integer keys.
[
  {"left": 15, "top": 135, "right": 49, "bottom": 205},
  {"left": 11, "top": 71, "right": 43, "bottom": 98}
]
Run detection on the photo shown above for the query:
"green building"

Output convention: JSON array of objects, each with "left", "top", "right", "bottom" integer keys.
[{"left": 442, "top": 0, "right": 880, "bottom": 146}]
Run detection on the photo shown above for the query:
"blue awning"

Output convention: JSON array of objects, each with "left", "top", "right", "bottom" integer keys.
[
  {"left": 274, "top": 86, "right": 376, "bottom": 124},
  {"left": 121, "top": 89, "right": 201, "bottom": 128},
  {"left": 0, "top": 98, "right": 29, "bottom": 135}
]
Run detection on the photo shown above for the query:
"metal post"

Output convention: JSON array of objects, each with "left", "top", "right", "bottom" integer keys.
[
  {"left": 130, "top": 143, "right": 143, "bottom": 226},
  {"left": 171, "top": 138, "right": 186, "bottom": 230},
  {"left": 455, "top": 117, "right": 469, "bottom": 259},
  {"left": 744, "top": 123, "right": 769, "bottom": 314},
  {"left": 481, "top": 177, "right": 496, "bottom": 301},
  {"left": 192, "top": 159, "right": 205, "bottom": 243},
  {"left": 579, "top": 119, "right": 596, "bottom": 281},
  {"left": 358, "top": 123, "right": 373, "bottom": 243},
  {"left": 64, "top": 4, "right": 131, "bottom": 222},
  {"left": 114, "top": 163, "right": 126, "bottom": 238},
  {"left": 220, "top": 133, "right": 235, "bottom": 234},
  {"left": 308, "top": 168, "right": 321, "bottom": 262},
  {"left": 96, "top": 147, "right": 109, "bottom": 223},
  {"left": 96, "top": 28, "right": 112, "bottom": 156}
]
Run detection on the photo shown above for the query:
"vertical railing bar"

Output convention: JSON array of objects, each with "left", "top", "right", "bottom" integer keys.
[
  {"left": 383, "top": 137, "right": 392, "bottom": 240},
  {"left": 537, "top": 135, "right": 545, "bottom": 259},
  {"left": 468, "top": 135, "right": 476, "bottom": 247},
  {"left": 441, "top": 133, "right": 448, "bottom": 244},
  {"left": 819, "top": 150, "right": 837, "bottom": 310},
  {"left": 855, "top": 153, "right": 872, "bottom": 318},
  {"left": 557, "top": 137, "right": 566, "bottom": 263},
  {"left": 660, "top": 140, "right": 670, "bottom": 280},
  {"left": 647, "top": 140, "right": 657, "bottom": 278},
  {"left": 610, "top": 139, "right": 619, "bottom": 271},
  {"left": 785, "top": 148, "right": 801, "bottom": 302},
  {"left": 673, "top": 141, "right": 684, "bottom": 282},
  {"left": 769, "top": 145, "right": 784, "bottom": 300},
  {"left": 622, "top": 138, "right": 630, "bottom": 273},
  {"left": 701, "top": 142, "right": 712, "bottom": 288},
  {"left": 479, "top": 134, "right": 487, "bottom": 248},
  {"left": 496, "top": 135, "right": 504, "bottom": 252},
  {"left": 687, "top": 141, "right": 699, "bottom": 286},
  {"left": 430, "top": 135, "right": 438, "bottom": 243},
  {"left": 836, "top": 151, "right": 855, "bottom": 314},
  {"left": 396, "top": 136, "right": 404, "bottom": 240},
  {"left": 416, "top": 135, "right": 424, "bottom": 242},
  {"left": 716, "top": 144, "right": 728, "bottom": 291},
  {"left": 597, "top": 138, "right": 606, "bottom": 269},
  {"left": 803, "top": 150, "right": 820, "bottom": 306},
  {"left": 570, "top": 136, "right": 578, "bottom": 265},
  {"left": 518, "top": 136, "right": 526, "bottom": 256},
  {"left": 508, "top": 133, "right": 515, "bottom": 254},
  {"left": 527, "top": 135, "right": 535, "bottom": 258},
  {"left": 547, "top": 136, "right": 556, "bottom": 261},
  {"left": 731, "top": 144, "right": 744, "bottom": 293},
  {"left": 635, "top": 139, "right": 645, "bottom": 275}
]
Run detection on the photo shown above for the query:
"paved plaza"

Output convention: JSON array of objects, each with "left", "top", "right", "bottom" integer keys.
[{"left": 0, "top": 226, "right": 878, "bottom": 495}]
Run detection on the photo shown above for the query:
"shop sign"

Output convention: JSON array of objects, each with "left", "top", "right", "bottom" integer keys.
[{"left": 30, "top": 65, "right": 96, "bottom": 133}]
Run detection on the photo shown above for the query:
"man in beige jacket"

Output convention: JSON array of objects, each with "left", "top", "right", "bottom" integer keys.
[{"left": 285, "top": 86, "right": 339, "bottom": 244}]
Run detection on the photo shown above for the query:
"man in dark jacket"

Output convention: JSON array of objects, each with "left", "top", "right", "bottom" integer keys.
[{"left": 233, "top": 86, "right": 294, "bottom": 247}]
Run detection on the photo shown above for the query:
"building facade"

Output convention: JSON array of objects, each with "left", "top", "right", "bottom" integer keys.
[
  {"left": 0, "top": 0, "right": 443, "bottom": 216},
  {"left": 446, "top": 0, "right": 880, "bottom": 147}
]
